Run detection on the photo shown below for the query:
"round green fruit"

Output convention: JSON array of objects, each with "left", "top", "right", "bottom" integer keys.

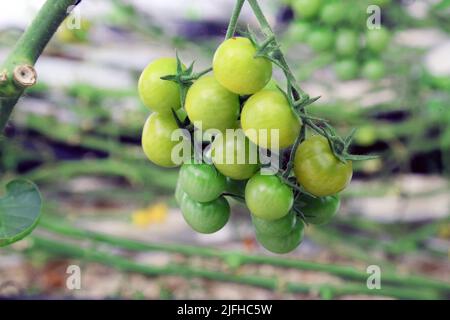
[
  {"left": 256, "top": 220, "right": 304, "bottom": 254},
  {"left": 179, "top": 163, "right": 226, "bottom": 203},
  {"left": 138, "top": 57, "right": 183, "bottom": 114},
  {"left": 295, "top": 194, "right": 340, "bottom": 225},
  {"left": 213, "top": 37, "right": 272, "bottom": 95}
]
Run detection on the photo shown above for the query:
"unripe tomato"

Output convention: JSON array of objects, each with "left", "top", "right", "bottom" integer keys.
[
  {"left": 138, "top": 58, "right": 182, "bottom": 114},
  {"left": 289, "top": 22, "right": 311, "bottom": 42},
  {"left": 185, "top": 76, "right": 240, "bottom": 132},
  {"left": 241, "top": 90, "right": 301, "bottom": 149},
  {"left": 245, "top": 173, "right": 294, "bottom": 221},
  {"left": 175, "top": 179, "right": 184, "bottom": 205},
  {"left": 354, "top": 125, "right": 377, "bottom": 146},
  {"left": 211, "top": 131, "right": 260, "bottom": 180},
  {"left": 141, "top": 113, "right": 181, "bottom": 168},
  {"left": 365, "top": 27, "right": 390, "bottom": 53},
  {"left": 335, "top": 30, "right": 359, "bottom": 57},
  {"left": 320, "top": 2, "right": 345, "bottom": 26},
  {"left": 334, "top": 59, "right": 359, "bottom": 81},
  {"left": 256, "top": 220, "right": 304, "bottom": 254},
  {"left": 292, "top": 0, "right": 322, "bottom": 19},
  {"left": 213, "top": 37, "right": 272, "bottom": 95},
  {"left": 295, "top": 194, "right": 340, "bottom": 225},
  {"left": 252, "top": 210, "right": 297, "bottom": 237},
  {"left": 179, "top": 163, "right": 226, "bottom": 203},
  {"left": 180, "top": 194, "right": 230, "bottom": 234},
  {"left": 294, "top": 135, "right": 353, "bottom": 197},
  {"left": 362, "top": 59, "right": 386, "bottom": 81},
  {"left": 57, "top": 18, "right": 91, "bottom": 43},
  {"left": 307, "top": 28, "right": 334, "bottom": 52}
]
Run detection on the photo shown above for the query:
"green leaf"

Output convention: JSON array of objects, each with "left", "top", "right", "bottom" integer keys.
[{"left": 0, "top": 179, "right": 42, "bottom": 247}]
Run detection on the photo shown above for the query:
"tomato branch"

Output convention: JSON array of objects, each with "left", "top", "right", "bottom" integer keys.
[{"left": 0, "top": 0, "right": 81, "bottom": 132}]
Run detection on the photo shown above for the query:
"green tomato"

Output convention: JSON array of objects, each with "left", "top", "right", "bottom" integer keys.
[
  {"left": 180, "top": 194, "right": 230, "bottom": 234},
  {"left": 307, "top": 28, "right": 334, "bottom": 52},
  {"left": 138, "top": 57, "right": 182, "bottom": 114},
  {"left": 334, "top": 59, "right": 359, "bottom": 81},
  {"left": 185, "top": 75, "right": 240, "bottom": 132},
  {"left": 354, "top": 125, "right": 377, "bottom": 146},
  {"left": 263, "top": 79, "right": 281, "bottom": 91},
  {"left": 256, "top": 220, "right": 304, "bottom": 254},
  {"left": 366, "top": 27, "right": 390, "bottom": 53},
  {"left": 252, "top": 210, "right": 297, "bottom": 237},
  {"left": 241, "top": 89, "right": 301, "bottom": 149},
  {"left": 213, "top": 37, "right": 272, "bottom": 95},
  {"left": 362, "top": 59, "right": 386, "bottom": 81},
  {"left": 175, "top": 179, "right": 184, "bottom": 205},
  {"left": 294, "top": 135, "right": 353, "bottom": 197},
  {"left": 141, "top": 113, "right": 181, "bottom": 168},
  {"left": 320, "top": 2, "right": 345, "bottom": 26},
  {"left": 211, "top": 131, "right": 260, "bottom": 180},
  {"left": 295, "top": 194, "right": 340, "bottom": 225},
  {"left": 179, "top": 163, "right": 226, "bottom": 203},
  {"left": 289, "top": 22, "right": 311, "bottom": 42},
  {"left": 335, "top": 30, "right": 359, "bottom": 57},
  {"left": 293, "top": 0, "right": 322, "bottom": 19},
  {"left": 245, "top": 173, "right": 294, "bottom": 221}
]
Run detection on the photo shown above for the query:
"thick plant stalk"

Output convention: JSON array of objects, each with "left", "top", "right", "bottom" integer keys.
[
  {"left": 31, "top": 235, "right": 442, "bottom": 299},
  {"left": 38, "top": 218, "right": 450, "bottom": 293},
  {"left": 0, "top": 0, "right": 80, "bottom": 132}
]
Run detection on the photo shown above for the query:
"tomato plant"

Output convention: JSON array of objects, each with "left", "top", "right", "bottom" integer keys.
[
  {"left": 241, "top": 89, "right": 301, "bottom": 149},
  {"left": 133, "top": 0, "right": 375, "bottom": 254},
  {"left": 294, "top": 135, "right": 353, "bottom": 197},
  {"left": 366, "top": 27, "right": 391, "bottom": 53},
  {"left": 362, "top": 59, "right": 386, "bottom": 81},
  {"left": 245, "top": 173, "right": 293, "bottom": 221},
  {"left": 213, "top": 37, "right": 272, "bottom": 95}
]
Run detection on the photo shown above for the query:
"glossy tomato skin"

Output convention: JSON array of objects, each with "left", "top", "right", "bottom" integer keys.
[
  {"left": 175, "top": 179, "right": 184, "bottom": 205},
  {"left": 334, "top": 59, "right": 359, "bottom": 81},
  {"left": 292, "top": 0, "right": 322, "bottom": 19},
  {"left": 213, "top": 37, "right": 272, "bottom": 95},
  {"left": 141, "top": 113, "right": 181, "bottom": 168},
  {"left": 366, "top": 27, "right": 390, "bottom": 53},
  {"left": 211, "top": 131, "right": 260, "bottom": 180},
  {"left": 295, "top": 194, "right": 340, "bottom": 225},
  {"left": 179, "top": 162, "right": 226, "bottom": 203},
  {"left": 180, "top": 193, "right": 230, "bottom": 234},
  {"left": 138, "top": 58, "right": 182, "bottom": 114},
  {"left": 245, "top": 173, "right": 294, "bottom": 221},
  {"left": 241, "top": 90, "right": 301, "bottom": 149},
  {"left": 335, "top": 29, "right": 359, "bottom": 57},
  {"left": 362, "top": 59, "right": 386, "bottom": 81},
  {"left": 252, "top": 210, "right": 297, "bottom": 237},
  {"left": 256, "top": 220, "right": 304, "bottom": 254},
  {"left": 185, "top": 76, "right": 240, "bottom": 132},
  {"left": 294, "top": 135, "right": 353, "bottom": 197}
]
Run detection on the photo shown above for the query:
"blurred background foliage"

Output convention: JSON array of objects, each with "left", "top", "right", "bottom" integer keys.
[{"left": 0, "top": 0, "right": 449, "bottom": 299}]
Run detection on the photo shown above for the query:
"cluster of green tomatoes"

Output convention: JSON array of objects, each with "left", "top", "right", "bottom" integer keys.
[
  {"left": 138, "top": 36, "right": 351, "bottom": 254},
  {"left": 288, "top": 0, "right": 392, "bottom": 81}
]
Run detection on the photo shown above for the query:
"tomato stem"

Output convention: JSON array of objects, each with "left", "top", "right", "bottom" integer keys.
[
  {"left": 225, "top": 0, "right": 246, "bottom": 40},
  {"left": 0, "top": 0, "right": 81, "bottom": 132}
]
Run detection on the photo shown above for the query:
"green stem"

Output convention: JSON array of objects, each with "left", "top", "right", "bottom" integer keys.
[
  {"left": 225, "top": 0, "right": 246, "bottom": 40},
  {"left": 38, "top": 218, "right": 450, "bottom": 293},
  {"left": 0, "top": 0, "right": 79, "bottom": 132},
  {"left": 31, "top": 235, "right": 442, "bottom": 299},
  {"left": 247, "top": 0, "right": 308, "bottom": 101}
]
